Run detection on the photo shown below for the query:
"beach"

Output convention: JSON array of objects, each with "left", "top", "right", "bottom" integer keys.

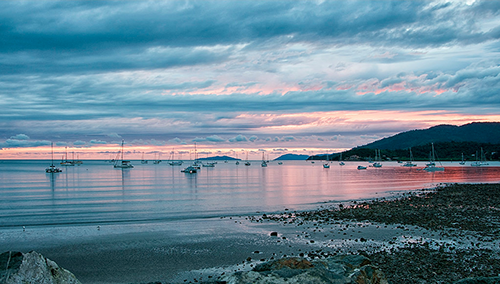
[{"left": 4, "top": 182, "right": 500, "bottom": 283}]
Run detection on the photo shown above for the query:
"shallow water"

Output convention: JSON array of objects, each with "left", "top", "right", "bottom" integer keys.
[{"left": 1, "top": 159, "right": 499, "bottom": 231}]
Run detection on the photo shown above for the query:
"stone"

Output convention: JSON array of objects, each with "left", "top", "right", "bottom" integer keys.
[
  {"left": 222, "top": 255, "right": 388, "bottom": 284},
  {"left": 0, "top": 251, "right": 81, "bottom": 284},
  {"left": 454, "top": 277, "right": 500, "bottom": 284}
]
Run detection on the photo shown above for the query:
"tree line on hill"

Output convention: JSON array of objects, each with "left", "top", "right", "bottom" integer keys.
[{"left": 308, "top": 141, "right": 500, "bottom": 162}]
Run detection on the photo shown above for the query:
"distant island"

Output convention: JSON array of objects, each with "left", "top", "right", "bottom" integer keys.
[
  {"left": 274, "top": 154, "right": 310, "bottom": 160},
  {"left": 197, "top": 155, "right": 240, "bottom": 161}
]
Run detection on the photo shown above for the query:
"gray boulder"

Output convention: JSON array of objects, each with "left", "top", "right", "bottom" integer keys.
[
  {"left": 223, "top": 255, "right": 388, "bottom": 284},
  {"left": 0, "top": 251, "right": 81, "bottom": 284}
]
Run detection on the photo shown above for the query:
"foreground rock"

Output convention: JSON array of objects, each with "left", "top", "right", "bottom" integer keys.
[
  {"left": 0, "top": 251, "right": 81, "bottom": 284},
  {"left": 223, "top": 255, "right": 388, "bottom": 284}
]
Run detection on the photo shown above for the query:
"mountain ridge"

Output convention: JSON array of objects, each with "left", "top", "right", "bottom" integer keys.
[{"left": 360, "top": 122, "right": 500, "bottom": 150}]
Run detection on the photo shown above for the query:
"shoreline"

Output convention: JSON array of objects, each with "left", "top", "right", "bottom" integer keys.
[{"left": 3, "top": 183, "right": 500, "bottom": 283}]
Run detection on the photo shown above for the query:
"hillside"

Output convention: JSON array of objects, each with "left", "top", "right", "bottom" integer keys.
[
  {"left": 198, "top": 155, "right": 240, "bottom": 161},
  {"left": 274, "top": 154, "right": 310, "bottom": 160},
  {"left": 362, "top": 122, "right": 500, "bottom": 150}
]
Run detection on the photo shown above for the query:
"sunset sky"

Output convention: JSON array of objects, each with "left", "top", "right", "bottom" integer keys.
[{"left": 1, "top": 0, "right": 500, "bottom": 159}]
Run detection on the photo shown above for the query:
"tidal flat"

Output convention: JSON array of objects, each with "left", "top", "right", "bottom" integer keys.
[{"left": 246, "top": 183, "right": 500, "bottom": 284}]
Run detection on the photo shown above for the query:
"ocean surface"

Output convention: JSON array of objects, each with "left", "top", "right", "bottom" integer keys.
[{"left": 1, "top": 159, "right": 500, "bottom": 244}]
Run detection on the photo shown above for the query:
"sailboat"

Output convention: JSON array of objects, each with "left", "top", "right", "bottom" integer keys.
[
  {"left": 244, "top": 151, "right": 251, "bottom": 166},
  {"left": 141, "top": 152, "right": 148, "bottom": 164},
  {"left": 46, "top": 142, "right": 62, "bottom": 173},
  {"left": 323, "top": 152, "right": 330, "bottom": 168},
  {"left": 403, "top": 148, "right": 417, "bottom": 167},
  {"left": 114, "top": 140, "right": 134, "bottom": 168},
  {"left": 471, "top": 148, "right": 488, "bottom": 167},
  {"left": 74, "top": 153, "right": 83, "bottom": 165},
  {"left": 339, "top": 152, "right": 345, "bottom": 166},
  {"left": 459, "top": 153, "right": 466, "bottom": 165},
  {"left": 168, "top": 149, "right": 183, "bottom": 166},
  {"left": 372, "top": 149, "right": 382, "bottom": 168},
  {"left": 192, "top": 143, "right": 201, "bottom": 169},
  {"left": 153, "top": 152, "right": 162, "bottom": 164},
  {"left": 261, "top": 152, "right": 268, "bottom": 167},
  {"left": 424, "top": 143, "right": 444, "bottom": 172},
  {"left": 60, "top": 147, "right": 75, "bottom": 166}
]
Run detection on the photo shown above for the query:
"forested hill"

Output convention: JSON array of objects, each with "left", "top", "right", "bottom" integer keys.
[{"left": 361, "top": 122, "right": 500, "bottom": 150}]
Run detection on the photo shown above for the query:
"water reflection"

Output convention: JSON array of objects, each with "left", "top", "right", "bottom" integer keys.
[{"left": 1, "top": 161, "right": 500, "bottom": 228}]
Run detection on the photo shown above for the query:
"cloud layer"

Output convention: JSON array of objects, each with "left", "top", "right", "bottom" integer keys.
[{"left": 1, "top": 0, "right": 500, "bottom": 153}]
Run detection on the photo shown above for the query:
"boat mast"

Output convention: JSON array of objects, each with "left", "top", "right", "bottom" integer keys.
[
  {"left": 51, "top": 142, "right": 54, "bottom": 166},
  {"left": 121, "top": 140, "right": 124, "bottom": 161}
]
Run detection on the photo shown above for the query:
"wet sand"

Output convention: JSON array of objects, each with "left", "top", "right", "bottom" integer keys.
[{"left": 4, "top": 183, "right": 500, "bottom": 283}]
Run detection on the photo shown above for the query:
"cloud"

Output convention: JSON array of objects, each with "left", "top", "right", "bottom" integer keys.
[
  {"left": 10, "top": 134, "right": 29, "bottom": 140},
  {"left": 229, "top": 134, "right": 248, "bottom": 142},
  {"left": 107, "top": 133, "right": 122, "bottom": 138},
  {"left": 1, "top": 1, "right": 500, "bottom": 152},
  {"left": 192, "top": 135, "right": 226, "bottom": 143}
]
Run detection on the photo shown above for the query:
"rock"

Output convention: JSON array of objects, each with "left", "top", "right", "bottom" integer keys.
[
  {"left": 222, "top": 255, "right": 388, "bottom": 284},
  {"left": 0, "top": 251, "right": 81, "bottom": 284},
  {"left": 454, "top": 277, "right": 500, "bottom": 284}
]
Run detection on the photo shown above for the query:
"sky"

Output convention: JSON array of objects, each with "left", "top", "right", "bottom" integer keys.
[{"left": 1, "top": 0, "right": 500, "bottom": 160}]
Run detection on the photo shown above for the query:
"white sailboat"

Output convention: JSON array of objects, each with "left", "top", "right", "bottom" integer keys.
[
  {"left": 168, "top": 149, "right": 183, "bottom": 166},
  {"left": 403, "top": 148, "right": 417, "bottom": 167},
  {"left": 114, "top": 140, "right": 134, "bottom": 168},
  {"left": 46, "top": 142, "right": 62, "bottom": 173},
  {"left": 424, "top": 143, "right": 444, "bottom": 172},
  {"left": 323, "top": 152, "right": 330, "bottom": 168},
  {"left": 372, "top": 149, "right": 382, "bottom": 168},
  {"left": 60, "top": 147, "right": 75, "bottom": 166},
  {"left": 471, "top": 148, "right": 488, "bottom": 167},
  {"left": 339, "top": 152, "right": 345, "bottom": 166}
]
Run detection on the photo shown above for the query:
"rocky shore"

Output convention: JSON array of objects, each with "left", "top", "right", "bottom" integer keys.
[{"left": 249, "top": 183, "right": 500, "bottom": 284}]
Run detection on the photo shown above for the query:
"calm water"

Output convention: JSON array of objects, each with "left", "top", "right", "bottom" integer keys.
[{"left": 1, "top": 159, "right": 500, "bottom": 230}]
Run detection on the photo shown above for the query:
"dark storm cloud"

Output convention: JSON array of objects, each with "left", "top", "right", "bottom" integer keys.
[{"left": 0, "top": 1, "right": 497, "bottom": 74}]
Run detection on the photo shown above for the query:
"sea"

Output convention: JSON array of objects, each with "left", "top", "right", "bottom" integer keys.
[{"left": 1, "top": 159, "right": 500, "bottom": 247}]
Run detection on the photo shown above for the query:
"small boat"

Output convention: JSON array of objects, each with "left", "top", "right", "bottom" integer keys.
[
  {"left": 372, "top": 149, "right": 382, "bottom": 168},
  {"left": 141, "top": 152, "right": 148, "bottom": 164},
  {"left": 244, "top": 151, "right": 251, "bottom": 166},
  {"left": 424, "top": 143, "right": 444, "bottom": 172},
  {"left": 278, "top": 162, "right": 283, "bottom": 165},
  {"left": 203, "top": 162, "right": 215, "bottom": 167},
  {"left": 323, "top": 152, "right": 330, "bottom": 168},
  {"left": 403, "top": 148, "right": 417, "bottom": 167},
  {"left": 181, "top": 166, "right": 197, "bottom": 173},
  {"left": 459, "top": 153, "right": 465, "bottom": 165},
  {"left": 114, "top": 140, "right": 134, "bottom": 168},
  {"left": 192, "top": 160, "right": 201, "bottom": 169},
  {"left": 357, "top": 165, "right": 367, "bottom": 170},
  {"left": 261, "top": 152, "right": 268, "bottom": 167},
  {"left": 46, "top": 142, "right": 62, "bottom": 173},
  {"left": 153, "top": 152, "right": 162, "bottom": 164},
  {"left": 471, "top": 148, "right": 488, "bottom": 167},
  {"left": 168, "top": 149, "right": 183, "bottom": 166},
  {"left": 339, "top": 152, "right": 345, "bottom": 166},
  {"left": 60, "top": 147, "right": 75, "bottom": 166}
]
